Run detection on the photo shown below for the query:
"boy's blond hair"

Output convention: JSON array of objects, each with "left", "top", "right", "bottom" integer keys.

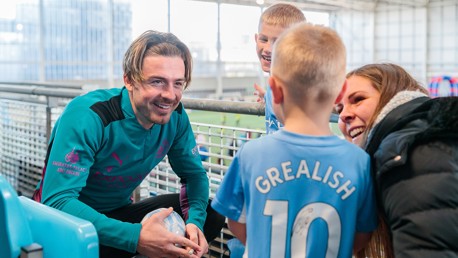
[
  {"left": 271, "top": 22, "right": 346, "bottom": 104},
  {"left": 259, "top": 2, "right": 306, "bottom": 30}
]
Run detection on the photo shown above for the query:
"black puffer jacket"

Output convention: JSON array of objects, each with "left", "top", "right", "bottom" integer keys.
[{"left": 366, "top": 97, "right": 458, "bottom": 258}]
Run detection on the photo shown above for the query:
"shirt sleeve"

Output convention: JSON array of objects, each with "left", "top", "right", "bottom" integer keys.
[
  {"left": 211, "top": 146, "right": 246, "bottom": 223},
  {"left": 167, "top": 106, "right": 209, "bottom": 230},
  {"left": 40, "top": 104, "right": 141, "bottom": 253}
]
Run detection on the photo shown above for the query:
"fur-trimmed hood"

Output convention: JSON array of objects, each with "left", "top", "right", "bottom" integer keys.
[
  {"left": 366, "top": 96, "right": 458, "bottom": 156},
  {"left": 411, "top": 97, "right": 458, "bottom": 144}
]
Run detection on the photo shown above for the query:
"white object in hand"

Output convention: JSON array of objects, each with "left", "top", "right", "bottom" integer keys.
[{"left": 142, "top": 208, "right": 186, "bottom": 236}]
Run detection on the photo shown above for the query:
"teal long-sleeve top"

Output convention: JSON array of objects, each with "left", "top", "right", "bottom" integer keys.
[{"left": 38, "top": 87, "right": 209, "bottom": 253}]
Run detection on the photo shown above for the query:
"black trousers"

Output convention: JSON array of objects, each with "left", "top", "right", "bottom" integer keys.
[{"left": 99, "top": 193, "right": 225, "bottom": 258}]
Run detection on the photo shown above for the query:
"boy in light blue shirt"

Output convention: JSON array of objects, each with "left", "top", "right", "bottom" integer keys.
[
  {"left": 213, "top": 23, "right": 377, "bottom": 258},
  {"left": 252, "top": 3, "right": 306, "bottom": 133}
]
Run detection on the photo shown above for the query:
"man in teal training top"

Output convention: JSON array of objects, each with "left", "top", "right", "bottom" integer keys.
[{"left": 33, "top": 30, "right": 224, "bottom": 258}]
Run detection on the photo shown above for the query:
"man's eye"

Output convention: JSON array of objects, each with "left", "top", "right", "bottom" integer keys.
[
  {"left": 175, "top": 82, "right": 184, "bottom": 89},
  {"left": 149, "top": 80, "right": 163, "bottom": 86}
]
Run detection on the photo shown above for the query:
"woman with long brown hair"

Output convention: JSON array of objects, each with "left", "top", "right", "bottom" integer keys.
[{"left": 336, "top": 63, "right": 458, "bottom": 258}]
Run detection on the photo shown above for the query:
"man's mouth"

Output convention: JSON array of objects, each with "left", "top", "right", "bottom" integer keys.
[{"left": 155, "top": 103, "right": 172, "bottom": 110}]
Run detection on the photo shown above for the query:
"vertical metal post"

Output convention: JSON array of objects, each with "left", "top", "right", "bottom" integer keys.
[
  {"left": 167, "top": 0, "right": 171, "bottom": 32},
  {"left": 257, "top": 6, "right": 266, "bottom": 90},
  {"left": 421, "top": 5, "right": 428, "bottom": 85},
  {"left": 38, "top": 0, "right": 45, "bottom": 82},
  {"left": 107, "top": 0, "right": 115, "bottom": 89},
  {"left": 216, "top": 1, "right": 223, "bottom": 98},
  {"left": 45, "top": 97, "right": 52, "bottom": 144},
  {"left": 132, "top": 186, "right": 141, "bottom": 203}
]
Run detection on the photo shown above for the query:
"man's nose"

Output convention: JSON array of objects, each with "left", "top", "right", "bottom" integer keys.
[{"left": 161, "top": 84, "right": 175, "bottom": 99}]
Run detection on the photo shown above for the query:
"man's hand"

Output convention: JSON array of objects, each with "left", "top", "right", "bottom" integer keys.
[
  {"left": 253, "top": 83, "right": 266, "bottom": 103},
  {"left": 185, "top": 223, "right": 208, "bottom": 257},
  {"left": 137, "top": 207, "right": 201, "bottom": 258}
]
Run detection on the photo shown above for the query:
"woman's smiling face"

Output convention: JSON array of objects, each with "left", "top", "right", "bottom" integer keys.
[{"left": 335, "top": 75, "right": 381, "bottom": 146}]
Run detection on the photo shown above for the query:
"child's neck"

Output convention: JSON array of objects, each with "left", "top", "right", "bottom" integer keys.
[{"left": 282, "top": 109, "right": 333, "bottom": 136}]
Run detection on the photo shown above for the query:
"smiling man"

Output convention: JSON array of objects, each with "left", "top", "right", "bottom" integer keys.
[{"left": 32, "top": 30, "right": 225, "bottom": 258}]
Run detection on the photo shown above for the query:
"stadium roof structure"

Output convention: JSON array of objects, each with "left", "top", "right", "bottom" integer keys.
[{"left": 192, "top": 0, "right": 431, "bottom": 11}]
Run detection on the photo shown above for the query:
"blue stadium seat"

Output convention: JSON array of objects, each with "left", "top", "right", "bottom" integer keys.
[
  {"left": 0, "top": 175, "right": 99, "bottom": 258},
  {"left": 0, "top": 175, "right": 33, "bottom": 257}
]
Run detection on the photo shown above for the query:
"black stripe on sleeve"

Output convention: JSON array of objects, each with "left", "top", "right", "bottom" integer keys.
[{"left": 89, "top": 94, "right": 125, "bottom": 127}]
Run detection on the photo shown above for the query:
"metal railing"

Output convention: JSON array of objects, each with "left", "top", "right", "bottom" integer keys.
[
  {"left": 0, "top": 81, "right": 340, "bottom": 257},
  {"left": 0, "top": 83, "right": 266, "bottom": 193},
  {"left": 0, "top": 81, "right": 268, "bottom": 257}
]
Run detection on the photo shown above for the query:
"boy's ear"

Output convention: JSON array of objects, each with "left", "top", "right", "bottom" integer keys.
[
  {"left": 334, "top": 80, "right": 347, "bottom": 104},
  {"left": 269, "top": 76, "right": 283, "bottom": 104}
]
